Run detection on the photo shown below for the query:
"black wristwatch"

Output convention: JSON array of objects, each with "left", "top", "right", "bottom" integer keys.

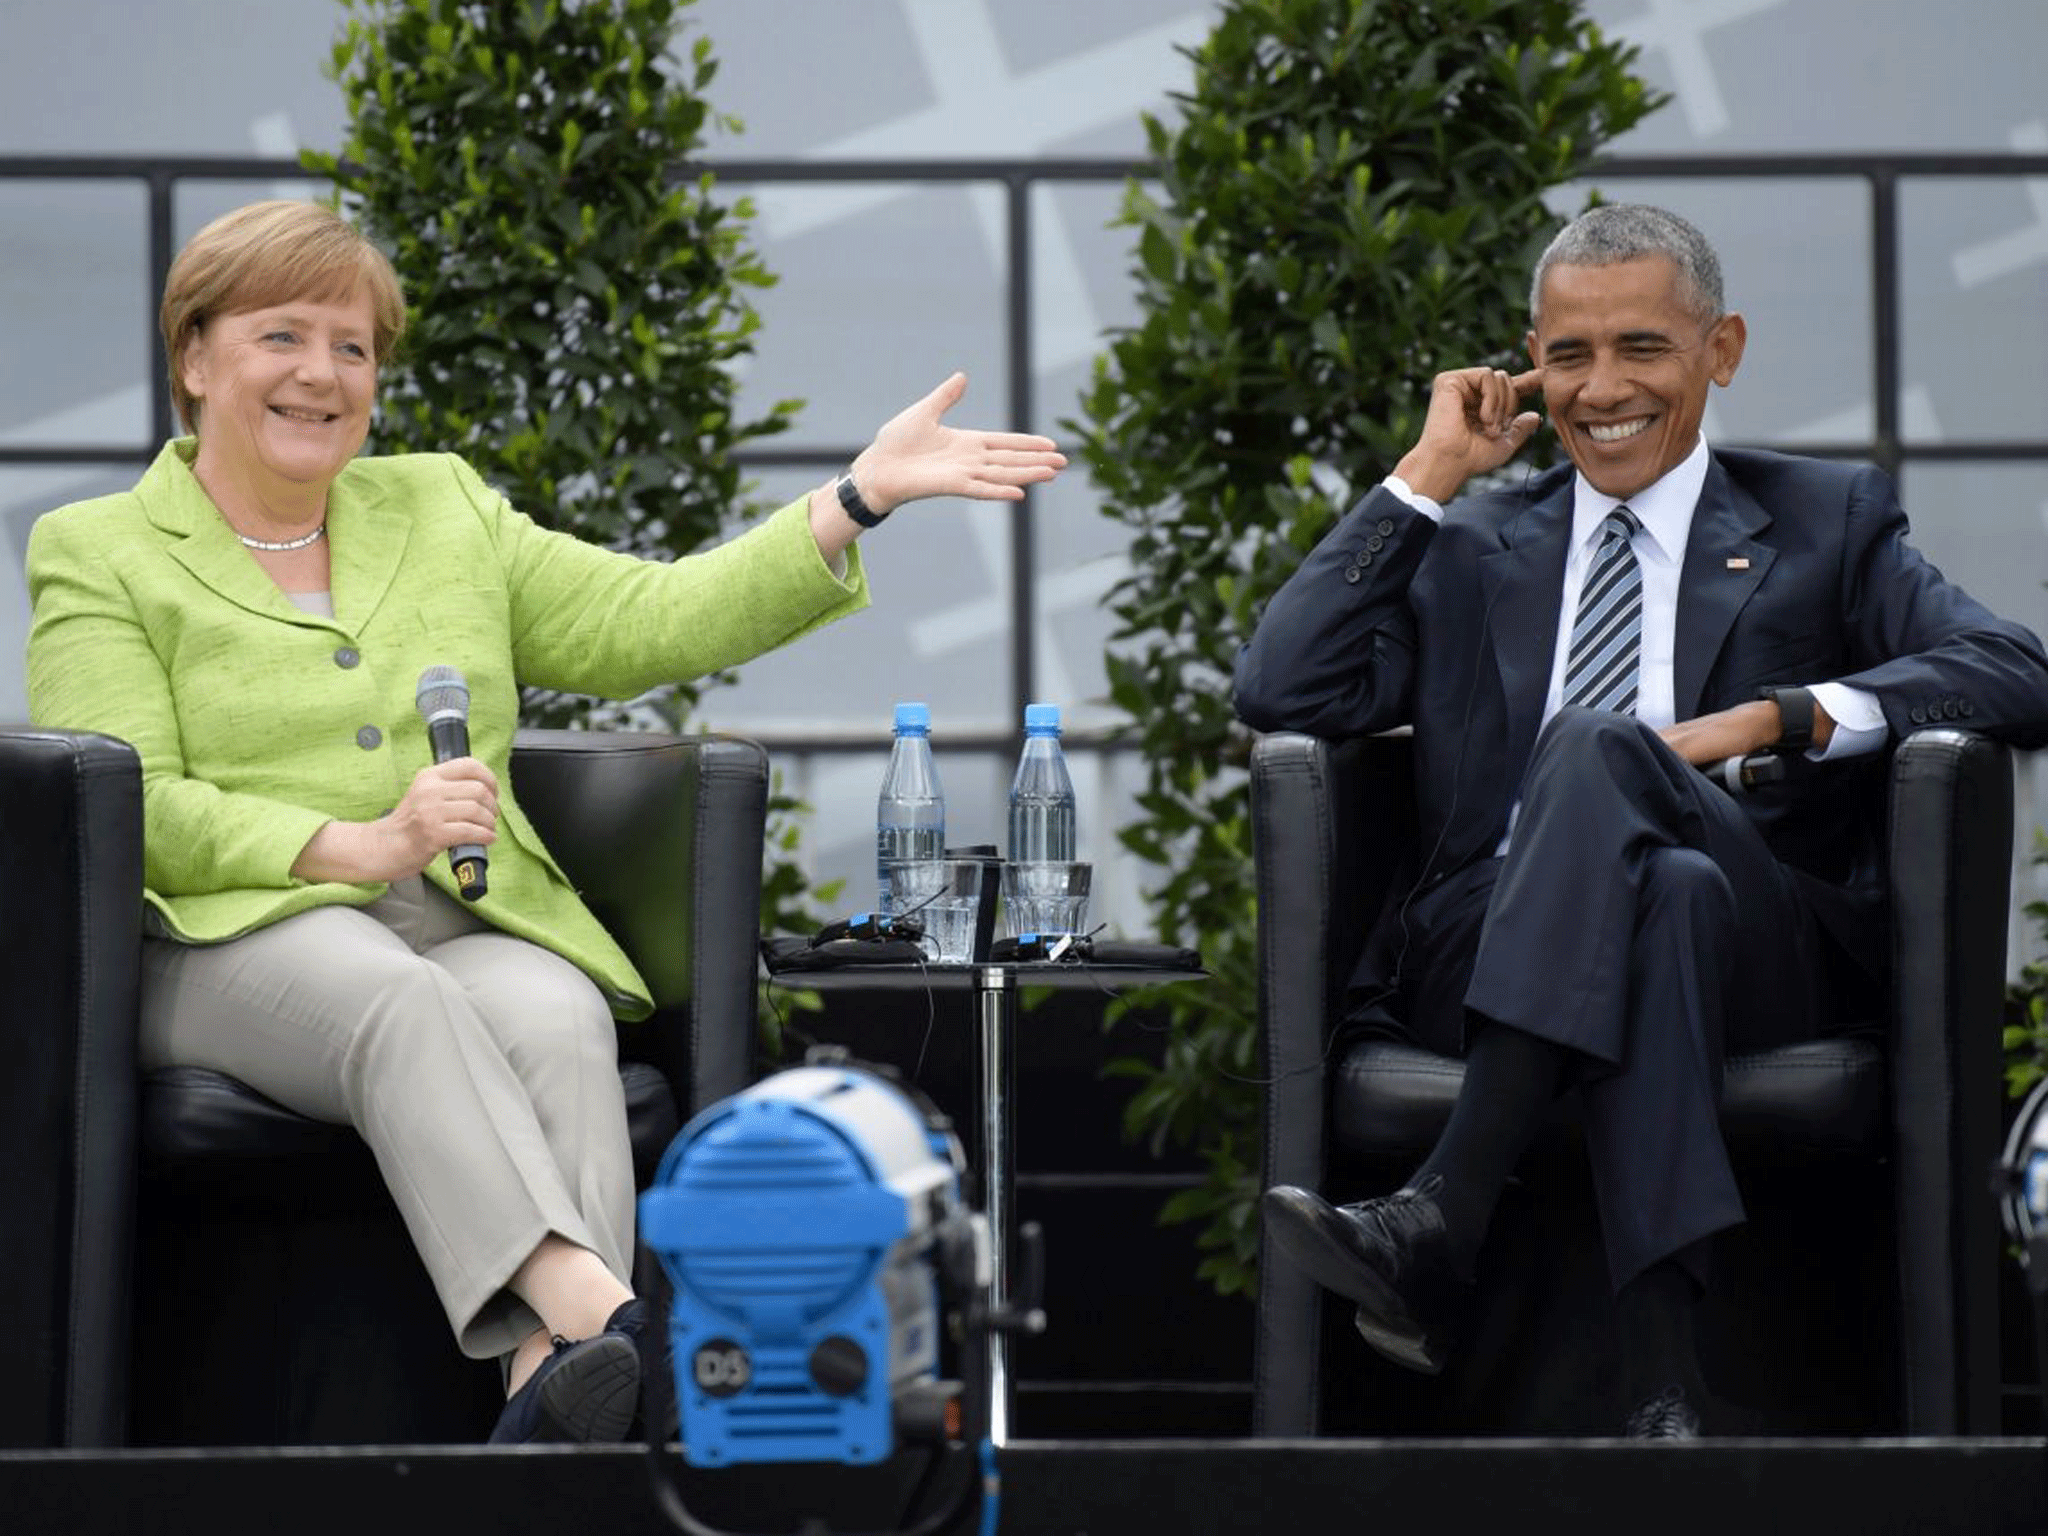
[
  {"left": 835, "top": 470, "right": 889, "bottom": 529},
  {"left": 1759, "top": 686, "right": 1816, "bottom": 752}
]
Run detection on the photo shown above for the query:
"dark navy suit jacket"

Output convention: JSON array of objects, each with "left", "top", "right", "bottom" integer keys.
[{"left": 1234, "top": 448, "right": 2048, "bottom": 987}]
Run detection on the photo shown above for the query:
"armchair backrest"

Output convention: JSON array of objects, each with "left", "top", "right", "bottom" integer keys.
[{"left": 510, "top": 729, "right": 769, "bottom": 1113}]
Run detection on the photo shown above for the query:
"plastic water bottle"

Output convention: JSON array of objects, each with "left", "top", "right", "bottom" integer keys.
[
  {"left": 1007, "top": 702, "right": 1076, "bottom": 863},
  {"left": 876, "top": 702, "right": 945, "bottom": 913}
]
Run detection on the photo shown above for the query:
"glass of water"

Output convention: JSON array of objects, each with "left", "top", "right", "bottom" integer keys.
[{"left": 888, "top": 858, "right": 988, "bottom": 963}]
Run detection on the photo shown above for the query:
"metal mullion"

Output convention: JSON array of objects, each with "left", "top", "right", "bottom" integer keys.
[
  {"left": 1007, "top": 171, "right": 1035, "bottom": 749},
  {"left": 1870, "top": 169, "right": 1901, "bottom": 482},
  {"left": 148, "top": 168, "right": 175, "bottom": 444}
]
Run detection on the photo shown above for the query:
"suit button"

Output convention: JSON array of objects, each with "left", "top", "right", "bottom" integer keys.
[
  {"left": 334, "top": 646, "right": 360, "bottom": 669},
  {"left": 1376, "top": 519, "right": 1395, "bottom": 536},
  {"left": 1358, "top": 552, "right": 1374, "bottom": 567},
  {"left": 1366, "top": 534, "right": 1385, "bottom": 552},
  {"left": 1343, "top": 565, "right": 1362, "bottom": 584},
  {"left": 1943, "top": 699, "right": 1961, "bottom": 719},
  {"left": 1961, "top": 700, "right": 1976, "bottom": 717},
  {"left": 356, "top": 725, "right": 382, "bottom": 750},
  {"left": 1908, "top": 706, "right": 1927, "bottom": 726}
]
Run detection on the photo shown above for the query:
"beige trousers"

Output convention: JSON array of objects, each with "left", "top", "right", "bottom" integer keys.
[{"left": 139, "top": 876, "right": 635, "bottom": 1360}]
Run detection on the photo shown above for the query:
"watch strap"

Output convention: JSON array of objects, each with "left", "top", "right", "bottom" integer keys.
[
  {"left": 835, "top": 471, "right": 888, "bottom": 529},
  {"left": 1760, "top": 685, "right": 1816, "bottom": 752}
]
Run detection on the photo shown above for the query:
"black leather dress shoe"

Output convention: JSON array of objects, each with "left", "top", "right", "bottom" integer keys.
[
  {"left": 1624, "top": 1384, "right": 1703, "bottom": 1440},
  {"left": 489, "top": 1330, "right": 641, "bottom": 1444},
  {"left": 1261, "top": 1176, "right": 1470, "bottom": 1375}
]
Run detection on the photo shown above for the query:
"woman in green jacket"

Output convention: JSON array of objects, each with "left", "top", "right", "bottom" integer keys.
[{"left": 25, "top": 199, "right": 1063, "bottom": 1444}]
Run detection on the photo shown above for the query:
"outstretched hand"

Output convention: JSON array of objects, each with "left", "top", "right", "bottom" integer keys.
[
  {"left": 849, "top": 372, "right": 1066, "bottom": 515},
  {"left": 1393, "top": 365, "right": 1546, "bottom": 505}
]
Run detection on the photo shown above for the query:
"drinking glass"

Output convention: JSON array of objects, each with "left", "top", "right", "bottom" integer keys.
[
  {"left": 888, "top": 857, "right": 988, "bottom": 963},
  {"left": 1000, "top": 860, "right": 1092, "bottom": 938}
]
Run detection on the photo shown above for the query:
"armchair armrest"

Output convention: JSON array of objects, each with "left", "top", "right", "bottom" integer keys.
[
  {"left": 1248, "top": 729, "right": 1415, "bottom": 1434},
  {"left": 1887, "top": 726, "right": 2011, "bottom": 1434},
  {"left": 1251, "top": 731, "right": 1415, "bottom": 1192},
  {"left": 0, "top": 726, "right": 141, "bottom": 1448},
  {"left": 509, "top": 729, "right": 769, "bottom": 1116}
]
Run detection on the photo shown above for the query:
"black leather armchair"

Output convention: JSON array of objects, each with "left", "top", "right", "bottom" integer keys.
[
  {"left": 0, "top": 725, "right": 769, "bottom": 1448},
  {"left": 1250, "top": 728, "right": 2010, "bottom": 1437}
]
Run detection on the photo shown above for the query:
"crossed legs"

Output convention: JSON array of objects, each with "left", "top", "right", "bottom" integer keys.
[
  {"left": 140, "top": 876, "right": 644, "bottom": 1435},
  {"left": 1267, "top": 710, "right": 1827, "bottom": 1428}
]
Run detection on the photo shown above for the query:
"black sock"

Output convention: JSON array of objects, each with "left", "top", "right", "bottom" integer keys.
[
  {"left": 1411, "top": 1019, "right": 1569, "bottom": 1274},
  {"left": 1616, "top": 1250, "right": 1708, "bottom": 1409}
]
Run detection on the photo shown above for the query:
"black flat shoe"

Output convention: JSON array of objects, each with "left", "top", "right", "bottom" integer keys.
[
  {"left": 602, "top": 1297, "right": 680, "bottom": 1440},
  {"left": 489, "top": 1330, "right": 641, "bottom": 1444},
  {"left": 1262, "top": 1176, "right": 1471, "bottom": 1375}
]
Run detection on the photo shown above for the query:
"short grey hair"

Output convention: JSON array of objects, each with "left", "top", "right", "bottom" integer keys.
[{"left": 1529, "top": 204, "right": 1724, "bottom": 324}]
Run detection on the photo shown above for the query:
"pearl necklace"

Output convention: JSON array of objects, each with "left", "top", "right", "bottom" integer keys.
[{"left": 237, "top": 523, "right": 327, "bottom": 552}]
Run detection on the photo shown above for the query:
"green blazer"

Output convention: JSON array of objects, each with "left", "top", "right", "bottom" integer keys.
[{"left": 26, "top": 439, "right": 867, "bottom": 1019}]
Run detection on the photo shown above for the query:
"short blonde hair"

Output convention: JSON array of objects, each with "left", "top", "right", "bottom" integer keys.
[{"left": 161, "top": 200, "right": 406, "bottom": 433}]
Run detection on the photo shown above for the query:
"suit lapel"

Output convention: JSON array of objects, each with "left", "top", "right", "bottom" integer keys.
[
  {"left": 1480, "top": 479, "right": 1572, "bottom": 779},
  {"left": 138, "top": 442, "right": 412, "bottom": 635},
  {"left": 1673, "top": 454, "right": 1774, "bottom": 719},
  {"left": 326, "top": 465, "right": 411, "bottom": 629},
  {"left": 142, "top": 443, "right": 310, "bottom": 625}
]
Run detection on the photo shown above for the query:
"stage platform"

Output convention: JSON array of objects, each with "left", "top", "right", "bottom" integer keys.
[{"left": 5, "top": 1437, "right": 2043, "bottom": 1535}]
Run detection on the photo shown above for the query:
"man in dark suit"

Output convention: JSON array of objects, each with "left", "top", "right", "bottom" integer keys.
[{"left": 1235, "top": 204, "right": 2048, "bottom": 1437}]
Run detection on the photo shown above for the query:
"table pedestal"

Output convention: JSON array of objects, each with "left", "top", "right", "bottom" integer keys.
[
  {"left": 974, "top": 965, "right": 1015, "bottom": 1445},
  {"left": 762, "top": 955, "right": 1203, "bottom": 1445}
]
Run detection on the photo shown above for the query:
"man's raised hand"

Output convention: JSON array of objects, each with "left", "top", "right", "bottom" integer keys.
[{"left": 1393, "top": 365, "right": 1545, "bottom": 505}]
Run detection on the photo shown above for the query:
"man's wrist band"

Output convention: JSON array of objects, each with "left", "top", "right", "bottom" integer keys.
[
  {"left": 1759, "top": 685, "right": 1816, "bottom": 751},
  {"left": 835, "top": 470, "right": 889, "bottom": 529}
]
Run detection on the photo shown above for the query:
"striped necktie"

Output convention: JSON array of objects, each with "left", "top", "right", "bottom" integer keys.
[{"left": 1562, "top": 506, "right": 1643, "bottom": 714}]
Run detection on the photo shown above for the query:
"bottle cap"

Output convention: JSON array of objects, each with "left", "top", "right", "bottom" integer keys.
[
  {"left": 893, "top": 701, "right": 931, "bottom": 734},
  {"left": 1023, "top": 702, "right": 1061, "bottom": 735}
]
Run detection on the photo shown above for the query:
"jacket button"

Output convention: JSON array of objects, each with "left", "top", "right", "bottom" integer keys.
[
  {"left": 1908, "top": 706, "right": 1927, "bottom": 726},
  {"left": 334, "top": 646, "right": 360, "bottom": 669},
  {"left": 1358, "top": 552, "right": 1374, "bottom": 568},
  {"left": 1343, "top": 565, "right": 1362, "bottom": 584},
  {"left": 1943, "top": 699, "right": 1961, "bottom": 719},
  {"left": 1376, "top": 519, "right": 1395, "bottom": 536},
  {"left": 356, "top": 725, "right": 382, "bottom": 750},
  {"left": 1961, "top": 700, "right": 1976, "bottom": 717},
  {"left": 1366, "top": 534, "right": 1385, "bottom": 552}
]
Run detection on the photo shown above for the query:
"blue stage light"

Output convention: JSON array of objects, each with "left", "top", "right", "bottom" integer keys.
[{"left": 639, "top": 1059, "right": 980, "bottom": 1469}]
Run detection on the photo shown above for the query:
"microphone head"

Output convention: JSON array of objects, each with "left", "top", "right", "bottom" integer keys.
[{"left": 416, "top": 665, "right": 470, "bottom": 722}]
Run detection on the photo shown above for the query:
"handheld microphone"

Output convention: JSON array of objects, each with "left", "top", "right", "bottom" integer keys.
[{"left": 414, "top": 665, "right": 489, "bottom": 900}]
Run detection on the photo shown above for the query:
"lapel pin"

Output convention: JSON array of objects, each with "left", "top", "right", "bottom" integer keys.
[{"left": 1726, "top": 557, "right": 1751, "bottom": 570}]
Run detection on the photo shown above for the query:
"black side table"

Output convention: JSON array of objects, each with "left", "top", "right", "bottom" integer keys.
[{"left": 762, "top": 956, "right": 1204, "bottom": 1444}]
